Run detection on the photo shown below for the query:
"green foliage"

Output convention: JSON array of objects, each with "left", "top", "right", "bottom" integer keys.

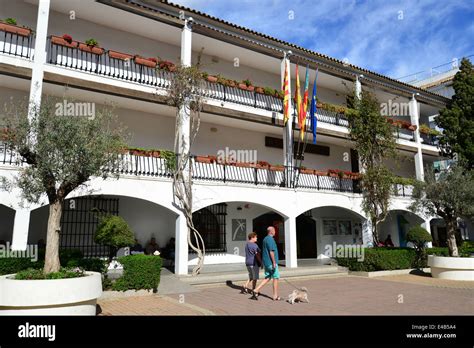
[
  {"left": 14, "top": 267, "right": 85, "bottom": 280},
  {"left": 0, "top": 258, "right": 43, "bottom": 275},
  {"left": 336, "top": 248, "right": 418, "bottom": 271},
  {"left": 392, "top": 176, "right": 417, "bottom": 186},
  {"left": 161, "top": 149, "right": 176, "bottom": 171},
  {"left": 4, "top": 18, "right": 17, "bottom": 25},
  {"left": 94, "top": 215, "right": 135, "bottom": 262},
  {"left": 85, "top": 38, "right": 99, "bottom": 47},
  {"left": 436, "top": 58, "right": 474, "bottom": 169},
  {"left": 112, "top": 254, "right": 162, "bottom": 291},
  {"left": 407, "top": 226, "right": 432, "bottom": 250},
  {"left": 166, "top": 65, "right": 203, "bottom": 112},
  {"left": 1, "top": 97, "right": 128, "bottom": 205},
  {"left": 347, "top": 91, "right": 396, "bottom": 244},
  {"left": 64, "top": 257, "right": 108, "bottom": 274},
  {"left": 410, "top": 162, "right": 474, "bottom": 256}
]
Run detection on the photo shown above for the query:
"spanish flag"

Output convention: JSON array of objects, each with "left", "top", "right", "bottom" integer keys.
[
  {"left": 295, "top": 64, "right": 302, "bottom": 132},
  {"left": 299, "top": 65, "right": 310, "bottom": 140},
  {"left": 282, "top": 60, "right": 290, "bottom": 125}
]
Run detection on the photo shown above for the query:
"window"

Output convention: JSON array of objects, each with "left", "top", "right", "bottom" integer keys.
[
  {"left": 192, "top": 203, "right": 227, "bottom": 252},
  {"left": 323, "top": 220, "right": 338, "bottom": 235},
  {"left": 338, "top": 220, "right": 352, "bottom": 235}
]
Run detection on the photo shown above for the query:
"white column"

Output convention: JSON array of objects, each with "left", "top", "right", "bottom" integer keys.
[
  {"left": 355, "top": 74, "right": 362, "bottom": 100},
  {"left": 362, "top": 219, "right": 373, "bottom": 247},
  {"left": 409, "top": 94, "right": 424, "bottom": 181},
  {"left": 176, "top": 17, "right": 193, "bottom": 165},
  {"left": 27, "top": 0, "right": 50, "bottom": 126},
  {"left": 284, "top": 216, "right": 297, "bottom": 268},
  {"left": 174, "top": 213, "right": 189, "bottom": 275},
  {"left": 281, "top": 52, "right": 293, "bottom": 186},
  {"left": 422, "top": 218, "right": 433, "bottom": 248},
  {"left": 10, "top": 209, "right": 31, "bottom": 251}
]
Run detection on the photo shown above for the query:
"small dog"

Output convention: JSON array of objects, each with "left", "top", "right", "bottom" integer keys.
[{"left": 287, "top": 287, "right": 309, "bottom": 304}]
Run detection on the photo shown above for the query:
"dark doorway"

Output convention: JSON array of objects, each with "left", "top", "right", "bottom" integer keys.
[
  {"left": 296, "top": 215, "right": 317, "bottom": 258},
  {"left": 252, "top": 212, "right": 285, "bottom": 261}
]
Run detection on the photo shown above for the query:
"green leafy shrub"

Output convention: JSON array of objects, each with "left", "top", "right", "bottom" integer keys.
[
  {"left": 4, "top": 18, "right": 17, "bottom": 25},
  {"left": 406, "top": 226, "right": 432, "bottom": 268},
  {"left": 94, "top": 214, "right": 135, "bottom": 262},
  {"left": 85, "top": 38, "right": 98, "bottom": 47},
  {"left": 0, "top": 258, "right": 43, "bottom": 275},
  {"left": 112, "top": 254, "right": 162, "bottom": 291},
  {"left": 64, "top": 257, "right": 107, "bottom": 273},
  {"left": 14, "top": 267, "right": 85, "bottom": 280},
  {"left": 426, "top": 247, "right": 450, "bottom": 257},
  {"left": 336, "top": 248, "right": 418, "bottom": 271}
]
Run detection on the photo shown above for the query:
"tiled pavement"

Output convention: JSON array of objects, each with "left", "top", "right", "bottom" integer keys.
[{"left": 97, "top": 274, "right": 474, "bottom": 315}]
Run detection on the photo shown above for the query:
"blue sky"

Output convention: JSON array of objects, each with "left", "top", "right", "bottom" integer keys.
[{"left": 172, "top": 0, "right": 474, "bottom": 79}]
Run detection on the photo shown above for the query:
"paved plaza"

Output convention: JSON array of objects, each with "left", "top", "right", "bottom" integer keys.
[{"left": 97, "top": 274, "right": 474, "bottom": 316}]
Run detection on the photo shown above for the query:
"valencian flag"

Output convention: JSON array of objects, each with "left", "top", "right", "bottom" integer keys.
[
  {"left": 282, "top": 59, "right": 291, "bottom": 125},
  {"left": 294, "top": 64, "right": 302, "bottom": 133},
  {"left": 309, "top": 68, "right": 319, "bottom": 144},
  {"left": 299, "top": 65, "right": 310, "bottom": 140}
]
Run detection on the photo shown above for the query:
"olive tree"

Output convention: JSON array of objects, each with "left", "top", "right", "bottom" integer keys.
[
  {"left": 410, "top": 163, "right": 474, "bottom": 257},
  {"left": 1, "top": 98, "right": 127, "bottom": 273}
]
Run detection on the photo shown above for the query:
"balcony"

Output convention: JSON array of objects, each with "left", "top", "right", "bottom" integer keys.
[
  {"left": 0, "top": 29, "right": 34, "bottom": 59},
  {"left": 1, "top": 144, "right": 413, "bottom": 197}
]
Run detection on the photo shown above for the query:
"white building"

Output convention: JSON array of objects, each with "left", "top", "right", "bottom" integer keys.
[{"left": 0, "top": 0, "right": 457, "bottom": 275}]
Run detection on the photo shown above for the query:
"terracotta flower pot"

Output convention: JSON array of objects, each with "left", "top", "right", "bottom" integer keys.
[
  {"left": 78, "top": 43, "right": 104, "bottom": 55},
  {"left": 196, "top": 156, "right": 212, "bottom": 164},
  {"left": 300, "top": 168, "right": 314, "bottom": 175},
  {"left": 269, "top": 165, "right": 284, "bottom": 172},
  {"left": 246, "top": 85, "right": 255, "bottom": 92},
  {"left": 0, "top": 23, "right": 31, "bottom": 37},
  {"left": 51, "top": 35, "right": 78, "bottom": 48},
  {"left": 207, "top": 75, "right": 218, "bottom": 83},
  {"left": 255, "top": 87, "right": 264, "bottom": 94},
  {"left": 408, "top": 125, "right": 417, "bottom": 131},
  {"left": 108, "top": 50, "right": 133, "bottom": 61},
  {"left": 151, "top": 151, "right": 161, "bottom": 158},
  {"left": 134, "top": 56, "right": 157, "bottom": 68},
  {"left": 238, "top": 83, "right": 248, "bottom": 91},
  {"left": 235, "top": 162, "right": 251, "bottom": 168},
  {"left": 314, "top": 170, "right": 328, "bottom": 176}
]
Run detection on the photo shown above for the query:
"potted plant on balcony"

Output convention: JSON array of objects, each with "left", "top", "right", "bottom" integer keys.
[
  {"left": 269, "top": 164, "right": 284, "bottom": 171},
  {"left": 134, "top": 55, "right": 157, "bottom": 68},
  {"left": 418, "top": 124, "right": 432, "bottom": 135},
  {"left": 108, "top": 49, "right": 133, "bottom": 61},
  {"left": 195, "top": 155, "right": 212, "bottom": 164},
  {"left": 407, "top": 123, "right": 417, "bottom": 131},
  {"left": 241, "top": 79, "right": 254, "bottom": 92},
  {"left": 78, "top": 38, "right": 104, "bottom": 55},
  {"left": 327, "top": 169, "right": 339, "bottom": 178},
  {"left": 51, "top": 34, "right": 78, "bottom": 48},
  {"left": 313, "top": 169, "right": 328, "bottom": 176},
  {"left": 158, "top": 60, "right": 176, "bottom": 72},
  {"left": 263, "top": 87, "right": 275, "bottom": 96},
  {"left": 256, "top": 160, "right": 270, "bottom": 169},
  {"left": 0, "top": 18, "right": 32, "bottom": 37},
  {"left": 255, "top": 86, "right": 264, "bottom": 94},
  {"left": 235, "top": 161, "right": 252, "bottom": 168},
  {"left": 300, "top": 167, "right": 314, "bottom": 175}
]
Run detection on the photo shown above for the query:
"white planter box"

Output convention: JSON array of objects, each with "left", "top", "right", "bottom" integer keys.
[
  {"left": 0, "top": 271, "right": 102, "bottom": 315},
  {"left": 428, "top": 255, "right": 474, "bottom": 281}
]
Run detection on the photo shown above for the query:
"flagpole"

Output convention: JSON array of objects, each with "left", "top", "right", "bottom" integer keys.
[{"left": 282, "top": 51, "right": 293, "bottom": 187}]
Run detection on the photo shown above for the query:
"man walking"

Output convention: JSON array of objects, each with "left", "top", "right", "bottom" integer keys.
[{"left": 251, "top": 226, "right": 281, "bottom": 301}]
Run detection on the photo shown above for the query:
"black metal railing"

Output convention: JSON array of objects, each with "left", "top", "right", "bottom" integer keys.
[
  {"left": 392, "top": 183, "right": 414, "bottom": 197},
  {"left": 1, "top": 148, "right": 415, "bottom": 196},
  {"left": 0, "top": 30, "right": 34, "bottom": 58},
  {"left": 0, "top": 142, "right": 23, "bottom": 166},
  {"left": 420, "top": 133, "right": 438, "bottom": 146},
  {"left": 394, "top": 127, "right": 415, "bottom": 142},
  {"left": 45, "top": 38, "right": 355, "bottom": 126}
]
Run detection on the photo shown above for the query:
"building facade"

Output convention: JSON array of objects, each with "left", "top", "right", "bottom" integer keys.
[{"left": 0, "top": 0, "right": 459, "bottom": 275}]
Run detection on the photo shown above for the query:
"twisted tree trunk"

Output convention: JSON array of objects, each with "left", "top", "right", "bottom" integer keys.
[{"left": 446, "top": 219, "right": 459, "bottom": 257}]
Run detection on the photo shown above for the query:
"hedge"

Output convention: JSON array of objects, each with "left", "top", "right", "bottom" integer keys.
[
  {"left": 112, "top": 254, "right": 162, "bottom": 291},
  {"left": 336, "top": 247, "right": 419, "bottom": 271},
  {"left": 0, "top": 248, "right": 107, "bottom": 275}
]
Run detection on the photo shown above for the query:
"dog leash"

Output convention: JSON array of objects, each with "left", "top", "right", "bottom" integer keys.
[{"left": 284, "top": 278, "right": 302, "bottom": 290}]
